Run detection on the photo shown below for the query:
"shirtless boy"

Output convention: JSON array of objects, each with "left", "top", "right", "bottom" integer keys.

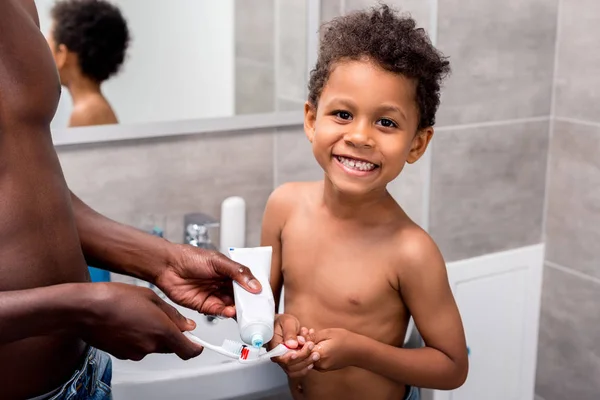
[
  {"left": 264, "top": 5, "right": 468, "bottom": 399},
  {"left": 0, "top": 1, "right": 260, "bottom": 399}
]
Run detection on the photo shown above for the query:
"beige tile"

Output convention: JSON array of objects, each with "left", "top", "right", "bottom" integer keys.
[
  {"left": 535, "top": 264, "right": 600, "bottom": 400},
  {"left": 235, "top": 59, "right": 275, "bottom": 115},
  {"left": 545, "top": 121, "right": 600, "bottom": 279},
  {"left": 57, "top": 130, "right": 274, "bottom": 248},
  {"left": 429, "top": 121, "right": 549, "bottom": 261},
  {"left": 274, "top": 126, "right": 323, "bottom": 186},
  {"left": 554, "top": 0, "right": 600, "bottom": 122},
  {"left": 436, "top": 0, "right": 558, "bottom": 125},
  {"left": 276, "top": 0, "right": 308, "bottom": 102},
  {"left": 235, "top": 0, "right": 275, "bottom": 64}
]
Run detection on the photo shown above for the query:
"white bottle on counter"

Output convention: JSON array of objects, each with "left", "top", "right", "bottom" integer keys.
[
  {"left": 228, "top": 246, "right": 274, "bottom": 348},
  {"left": 220, "top": 196, "right": 246, "bottom": 254}
]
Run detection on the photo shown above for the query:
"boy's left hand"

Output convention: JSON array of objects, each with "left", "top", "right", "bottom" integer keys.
[{"left": 309, "top": 328, "right": 360, "bottom": 372}]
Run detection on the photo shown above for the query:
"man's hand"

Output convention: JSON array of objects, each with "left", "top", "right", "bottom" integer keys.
[
  {"left": 154, "top": 244, "right": 262, "bottom": 318},
  {"left": 308, "top": 328, "right": 360, "bottom": 372},
  {"left": 80, "top": 283, "right": 204, "bottom": 361},
  {"left": 268, "top": 314, "right": 318, "bottom": 378}
]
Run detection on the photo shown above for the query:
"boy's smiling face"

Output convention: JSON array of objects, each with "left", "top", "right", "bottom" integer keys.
[{"left": 304, "top": 59, "right": 433, "bottom": 197}]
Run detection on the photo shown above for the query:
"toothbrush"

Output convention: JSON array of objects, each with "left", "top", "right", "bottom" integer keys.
[{"left": 183, "top": 331, "right": 289, "bottom": 364}]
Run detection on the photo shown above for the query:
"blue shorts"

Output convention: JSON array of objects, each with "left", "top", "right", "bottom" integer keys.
[
  {"left": 29, "top": 346, "right": 112, "bottom": 400},
  {"left": 405, "top": 385, "right": 420, "bottom": 400}
]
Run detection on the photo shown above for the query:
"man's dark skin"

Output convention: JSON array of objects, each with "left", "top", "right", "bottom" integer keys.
[{"left": 0, "top": 1, "right": 263, "bottom": 398}]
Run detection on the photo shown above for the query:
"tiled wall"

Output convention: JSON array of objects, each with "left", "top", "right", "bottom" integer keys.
[
  {"left": 234, "top": 0, "right": 308, "bottom": 114},
  {"left": 536, "top": 1, "right": 600, "bottom": 399},
  {"left": 429, "top": 0, "right": 557, "bottom": 262},
  {"left": 234, "top": 0, "right": 276, "bottom": 114}
]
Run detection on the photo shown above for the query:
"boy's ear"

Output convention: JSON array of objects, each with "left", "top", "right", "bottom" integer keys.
[
  {"left": 304, "top": 101, "right": 317, "bottom": 143},
  {"left": 406, "top": 127, "right": 434, "bottom": 164},
  {"left": 55, "top": 44, "right": 69, "bottom": 70}
]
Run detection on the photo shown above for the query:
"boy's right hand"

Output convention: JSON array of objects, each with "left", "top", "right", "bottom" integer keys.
[
  {"left": 269, "top": 314, "right": 319, "bottom": 378},
  {"left": 78, "top": 282, "right": 204, "bottom": 361}
]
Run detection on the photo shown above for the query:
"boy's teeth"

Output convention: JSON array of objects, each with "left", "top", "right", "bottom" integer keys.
[{"left": 337, "top": 156, "right": 376, "bottom": 171}]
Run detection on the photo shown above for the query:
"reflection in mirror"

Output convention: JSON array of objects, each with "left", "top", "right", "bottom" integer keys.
[{"left": 34, "top": 0, "right": 309, "bottom": 130}]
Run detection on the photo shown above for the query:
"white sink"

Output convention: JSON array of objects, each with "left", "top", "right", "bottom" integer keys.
[{"left": 111, "top": 300, "right": 288, "bottom": 400}]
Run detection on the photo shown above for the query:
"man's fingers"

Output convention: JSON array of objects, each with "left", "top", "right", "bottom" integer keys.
[
  {"left": 200, "top": 296, "right": 234, "bottom": 318},
  {"left": 167, "top": 329, "right": 204, "bottom": 360},
  {"left": 156, "top": 298, "right": 195, "bottom": 332},
  {"left": 210, "top": 252, "right": 262, "bottom": 293}
]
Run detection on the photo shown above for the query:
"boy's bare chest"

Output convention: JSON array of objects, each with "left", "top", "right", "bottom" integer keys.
[{"left": 280, "top": 217, "right": 401, "bottom": 314}]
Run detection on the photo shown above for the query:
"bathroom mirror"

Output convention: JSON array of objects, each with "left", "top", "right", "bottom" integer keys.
[{"left": 33, "top": 0, "right": 320, "bottom": 145}]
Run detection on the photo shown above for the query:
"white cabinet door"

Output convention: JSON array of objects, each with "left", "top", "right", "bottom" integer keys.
[{"left": 422, "top": 244, "right": 544, "bottom": 400}]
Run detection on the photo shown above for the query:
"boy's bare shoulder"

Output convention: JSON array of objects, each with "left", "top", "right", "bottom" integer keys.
[
  {"left": 264, "top": 181, "right": 321, "bottom": 227},
  {"left": 267, "top": 181, "right": 321, "bottom": 209},
  {"left": 391, "top": 220, "right": 446, "bottom": 279}
]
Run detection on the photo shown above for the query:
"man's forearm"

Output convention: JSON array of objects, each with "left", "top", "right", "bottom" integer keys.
[
  {"left": 70, "top": 192, "right": 173, "bottom": 283},
  {"left": 353, "top": 334, "right": 467, "bottom": 390},
  {"left": 0, "top": 284, "right": 90, "bottom": 345}
]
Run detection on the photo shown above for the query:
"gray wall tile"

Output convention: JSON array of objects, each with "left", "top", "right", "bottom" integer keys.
[
  {"left": 274, "top": 126, "right": 322, "bottom": 186},
  {"left": 436, "top": 0, "right": 558, "bottom": 125},
  {"left": 276, "top": 98, "right": 305, "bottom": 112},
  {"left": 344, "top": 0, "right": 431, "bottom": 31},
  {"left": 536, "top": 265, "right": 600, "bottom": 400},
  {"left": 235, "top": 0, "right": 275, "bottom": 64},
  {"left": 321, "top": 0, "right": 342, "bottom": 23},
  {"left": 235, "top": 59, "right": 275, "bottom": 115},
  {"left": 57, "top": 130, "right": 274, "bottom": 249},
  {"left": 388, "top": 156, "right": 426, "bottom": 227},
  {"left": 276, "top": 0, "right": 307, "bottom": 102},
  {"left": 429, "top": 121, "right": 549, "bottom": 261},
  {"left": 545, "top": 121, "right": 600, "bottom": 279},
  {"left": 554, "top": 0, "right": 600, "bottom": 122}
]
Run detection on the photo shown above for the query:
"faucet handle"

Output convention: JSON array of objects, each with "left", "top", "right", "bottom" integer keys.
[{"left": 184, "top": 212, "right": 219, "bottom": 228}]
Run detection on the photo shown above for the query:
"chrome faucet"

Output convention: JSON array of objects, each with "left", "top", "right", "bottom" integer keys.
[
  {"left": 184, "top": 212, "right": 220, "bottom": 251},
  {"left": 184, "top": 213, "right": 222, "bottom": 323}
]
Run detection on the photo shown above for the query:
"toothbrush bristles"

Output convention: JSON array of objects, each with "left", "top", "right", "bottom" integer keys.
[{"left": 221, "top": 339, "right": 245, "bottom": 356}]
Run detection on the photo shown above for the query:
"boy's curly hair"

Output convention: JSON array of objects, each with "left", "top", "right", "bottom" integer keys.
[
  {"left": 51, "top": 0, "right": 130, "bottom": 83},
  {"left": 308, "top": 4, "right": 450, "bottom": 129}
]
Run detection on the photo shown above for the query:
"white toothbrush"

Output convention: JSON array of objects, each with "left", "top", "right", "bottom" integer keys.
[{"left": 183, "top": 331, "right": 289, "bottom": 363}]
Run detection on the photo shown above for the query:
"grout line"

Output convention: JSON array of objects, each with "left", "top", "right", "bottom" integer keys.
[
  {"left": 421, "top": 0, "right": 439, "bottom": 233},
  {"left": 435, "top": 116, "right": 550, "bottom": 132},
  {"left": 429, "top": 0, "right": 439, "bottom": 45},
  {"left": 545, "top": 261, "right": 600, "bottom": 286},
  {"left": 274, "top": 0, "right": 281, "bottom": 111},
  {"left": 541, "top": 0, "right": 564, "bottom": 242},
  {"left": 273, "top": 128, "right": 279, "bottom": 189},
  {"left": 277, "top": 95, "right": 306, "bottom": 104},
  {"left": 554, "top": 116, "right": 600, "bottom": 129},
  {"left": 421, "top": 145, "right": 433, "bottom": 232}
]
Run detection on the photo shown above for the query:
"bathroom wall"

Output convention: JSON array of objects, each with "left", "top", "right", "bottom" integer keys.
[
  {"left": 234, "top": 0, "right": 307, "bottom": 114},
  {"left": 536, "top": 1, "right": 600, "bottom": 399}
]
